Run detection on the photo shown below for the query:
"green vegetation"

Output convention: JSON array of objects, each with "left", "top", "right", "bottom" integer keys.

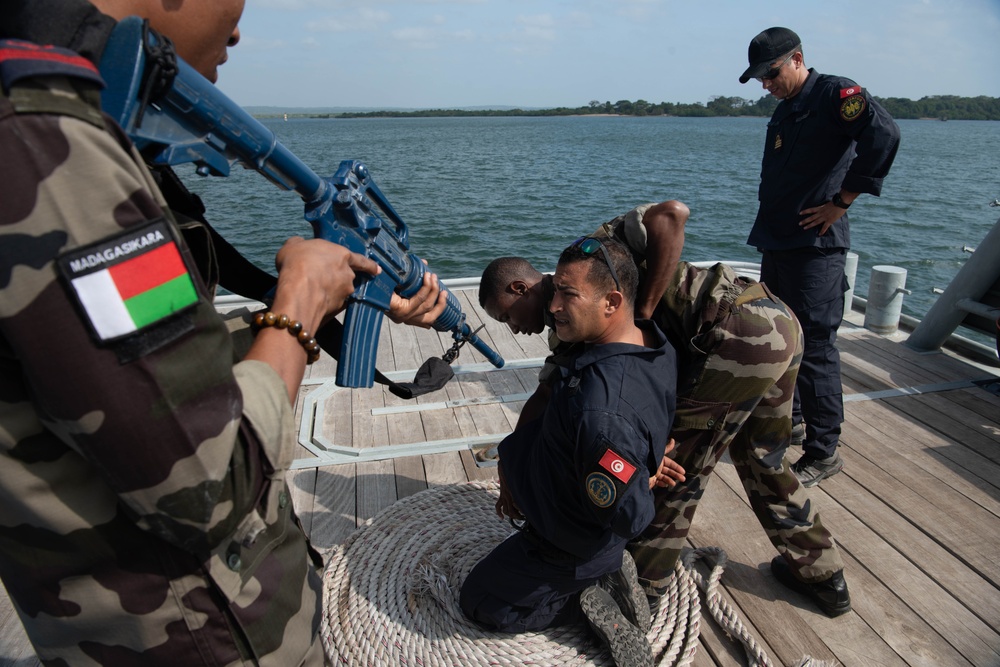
[{"left": 306, "top": 95, "right": 1000, "bottom": 121}]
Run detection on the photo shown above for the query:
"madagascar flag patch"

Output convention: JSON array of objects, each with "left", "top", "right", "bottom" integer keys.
[{"left": 58, "top": 220, "right": 198, "bottom": 342}]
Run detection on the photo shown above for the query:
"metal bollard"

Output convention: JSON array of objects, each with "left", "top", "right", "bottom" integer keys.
[
  {"left": 864, "top": 265, "right": 911, "bottom": 334},
  {"left": 844, "top": 251, "right": 859, "bottom": 319}
]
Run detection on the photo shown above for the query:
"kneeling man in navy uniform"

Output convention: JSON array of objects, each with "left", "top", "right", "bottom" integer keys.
[{"left": 460, "top": 237, "right": 677, "bottom": 667}]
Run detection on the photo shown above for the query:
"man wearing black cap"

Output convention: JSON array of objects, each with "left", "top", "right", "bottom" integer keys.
[{"left": 739, "top": 27, "right": 900, "bottom": 489}]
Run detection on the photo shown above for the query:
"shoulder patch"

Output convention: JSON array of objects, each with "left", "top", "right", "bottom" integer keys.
[
  {"left": 586, "top": 472, "right": 617, "bottom": 508},
  {"left": 839, "top": 86, "right": 863, "bottom": 99},
  {"left": 0, "top": 40, "right": 104, "bottom": 92},
  {"left": 57, "top": 219, "right": 199, "bottom": 344},
  {"left": 840, "top": 93, "right": 866, "bottom": 122},
  {"left": 599, "top": 448, "right": 637, "bottom": 484},
  {"left": 584, "top": 439, "right": 642, "bottom": 510}
]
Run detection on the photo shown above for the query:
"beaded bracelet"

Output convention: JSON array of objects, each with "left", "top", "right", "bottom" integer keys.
[{"left": 251, "top": 311, "right": 322, "bottom": 364}]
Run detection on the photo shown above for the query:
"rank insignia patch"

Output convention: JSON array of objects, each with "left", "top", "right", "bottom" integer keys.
[
  {"left": 774, "top": 134, "right": 783, "bottom": 150},
  {"left": 840, "top": 93, "right": 866, "bottom": 121},
  {"left": 58, "top": 220, "right": 198, "bottom": 342},
  {"left": 586, "top": 472, "right": 616, "bottom": 508},
  {"left": 0, "top": 39, "right": 105, "bottom": 91}
]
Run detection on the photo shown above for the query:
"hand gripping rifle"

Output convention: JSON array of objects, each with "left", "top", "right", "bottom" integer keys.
[{"left": 98, "top": 17, "right": 503, "bottom": 389}]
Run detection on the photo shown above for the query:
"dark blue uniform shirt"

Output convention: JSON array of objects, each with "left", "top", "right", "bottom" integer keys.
[
  {"left": 750, "top": 69, "right": 900, "bottom": 251},
  {"left": 499, "top": 320, "right": 677, "bottom": 563}
]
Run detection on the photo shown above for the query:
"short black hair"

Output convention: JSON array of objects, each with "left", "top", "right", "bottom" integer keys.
[
  {"left": 557, "top": 237, "right": 638, "bottom": 305},
  {"left": 479, "top": 257, "right": 542, "bottom": 307}
]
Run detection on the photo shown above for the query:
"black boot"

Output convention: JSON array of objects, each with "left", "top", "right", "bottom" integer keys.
[{"left": 770, "top": 556, "right": 851, "bottom": 617}]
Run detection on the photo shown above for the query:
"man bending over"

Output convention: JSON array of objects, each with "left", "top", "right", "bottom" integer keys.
[{"left": 479, "top": 202, "right": 851, "bottom": 620}]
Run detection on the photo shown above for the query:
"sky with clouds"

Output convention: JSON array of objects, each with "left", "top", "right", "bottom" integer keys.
[{"left": 219, "top": 0, "right": 1000, "bottom": 109}]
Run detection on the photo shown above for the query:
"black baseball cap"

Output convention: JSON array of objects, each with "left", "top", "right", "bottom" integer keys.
[{"left": 739, "top": 27, "right": 801, "bottom": 83}]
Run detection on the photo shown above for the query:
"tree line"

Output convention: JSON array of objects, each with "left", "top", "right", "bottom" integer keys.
[{"left": 320, "top": 95, "right": 1000, "bottom": 121}]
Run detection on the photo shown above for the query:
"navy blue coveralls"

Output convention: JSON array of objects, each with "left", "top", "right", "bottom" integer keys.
[
  {"left": 750, "top": 68, "right": 900, "bottom": 459},
  {"left": 460, "top": 320, "right": 677, "bottom": 632}
]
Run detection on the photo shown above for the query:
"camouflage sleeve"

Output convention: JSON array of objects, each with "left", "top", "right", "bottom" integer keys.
[
  {"left": 591, "top": 203, "right": 658, "bottom": 256},
  {"left": 0, "top": 94, "right": 291, "bottom": 555}
]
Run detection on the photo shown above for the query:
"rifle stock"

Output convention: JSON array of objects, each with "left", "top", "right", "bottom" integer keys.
[{"left": 98, "top": 17, "right": 504, "bottom": 388}]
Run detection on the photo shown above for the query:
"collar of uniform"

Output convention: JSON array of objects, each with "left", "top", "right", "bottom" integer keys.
[
  {"left": 775, "top": 67, "right": 819, "bottom": 119},
  {"left": 564, "top": 319, "right": 669, "bottom": 374}
]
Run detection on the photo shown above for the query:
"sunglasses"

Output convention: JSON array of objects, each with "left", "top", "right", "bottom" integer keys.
[
  {"left": 572, "top": 237, "right": 621, "bottom": 292},
  {"left": 755, "top": 51, "right": 795, "bottom": 82}
]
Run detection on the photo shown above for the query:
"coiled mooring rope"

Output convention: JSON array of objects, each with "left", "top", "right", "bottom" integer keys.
[{"left": 320, "top": 481, "right": 828, "bottom": 666}]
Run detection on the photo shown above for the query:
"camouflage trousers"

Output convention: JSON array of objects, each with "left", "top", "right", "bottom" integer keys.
[{"left": 629, "top": 282, "right": 845, "bottom": 594}]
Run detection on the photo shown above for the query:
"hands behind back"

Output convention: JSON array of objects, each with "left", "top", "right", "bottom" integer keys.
[{"left": 649, "top": 438, "right": 686, "bottom": 489}]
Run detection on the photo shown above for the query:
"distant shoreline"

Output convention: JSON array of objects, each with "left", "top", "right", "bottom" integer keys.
[
  {"left": 254, "top": 112, "right": 990, "bottom": 122},
  {"left": 249, "top": 94, "right": 1000, "bottom": 122}
]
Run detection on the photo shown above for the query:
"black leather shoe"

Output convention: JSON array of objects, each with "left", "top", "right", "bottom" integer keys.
[
  {"left": 770, "top": 556, "right": 852, "bottom": 618},
  {"left": 791, "top": 452, "right": 844, "bottom": 487}
]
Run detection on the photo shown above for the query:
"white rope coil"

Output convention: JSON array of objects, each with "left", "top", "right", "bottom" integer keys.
[{"left": 320, "top": 481, "right": 806, "bottom": 667}]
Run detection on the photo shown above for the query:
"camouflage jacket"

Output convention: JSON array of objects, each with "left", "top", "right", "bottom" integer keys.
[{"left": 0, "top": 41, "right": 322, "bottom": 666}]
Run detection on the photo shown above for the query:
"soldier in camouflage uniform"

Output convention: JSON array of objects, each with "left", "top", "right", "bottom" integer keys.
[
  {"left": 480, "top": 202, "right": 850, "bottom": 617},
  {"left": 0, "top": 1, "right": 408, "bottom": 664}
]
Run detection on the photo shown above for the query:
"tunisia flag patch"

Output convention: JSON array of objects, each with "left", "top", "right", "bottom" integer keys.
[{"left": 598, "top": 449, "right": 636, "bottom": 484}]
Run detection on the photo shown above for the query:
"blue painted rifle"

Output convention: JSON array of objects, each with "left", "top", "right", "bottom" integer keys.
[{"left": 98, "top": 17, "right": 503, "bottom": 388}]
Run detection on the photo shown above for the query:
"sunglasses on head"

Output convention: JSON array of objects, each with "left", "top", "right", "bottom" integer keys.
[{"left": 572, "top": 237, "right": 621, "bottom": 292}]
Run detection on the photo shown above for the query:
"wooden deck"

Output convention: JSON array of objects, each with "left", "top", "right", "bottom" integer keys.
[{"left": 2, "top": 286, "right": 999, "bottom": 666}]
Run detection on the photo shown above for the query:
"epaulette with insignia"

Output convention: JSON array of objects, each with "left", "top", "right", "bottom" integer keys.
[{"left": 0, "top": 39, "right": 105, "bottom": 92}]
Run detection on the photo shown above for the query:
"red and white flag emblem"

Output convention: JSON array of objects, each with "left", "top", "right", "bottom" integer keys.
[{"left": 599, "top": 449, "right": 636, "bottom": 484}]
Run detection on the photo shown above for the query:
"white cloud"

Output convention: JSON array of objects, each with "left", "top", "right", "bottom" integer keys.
[
  {"left": 390, "top": 24, "right": 476, "bottom": 50},
  {"left": 513, "top": 14, "right": 557, "bottom": 42},
  {"left": 614, "top": 0, "right": 664, "bottom": 21},
  {"left": 306, "top": 8, "right": 392, "bottom": 32},
  {"left": 229, "top": 0, "right": 1000, "bottom": 107},
  {"left": 249, "top": 0, "right": 347, "bottom": 9},
  {"left": 237, "top": 35, "right": 286, "bottom": 51},
  {"left": 391, "top": 26, "right": 437, "bottom": 48},
  {"left": 250, "top": 0, "right": 483, "bottom": 7}
]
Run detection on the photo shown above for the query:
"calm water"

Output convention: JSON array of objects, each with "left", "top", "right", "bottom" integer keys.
[{"left": 182, "top": 116, "right": 1000, "bottom": 322}]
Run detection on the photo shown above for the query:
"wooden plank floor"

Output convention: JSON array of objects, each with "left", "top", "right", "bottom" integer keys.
[{"left": 2, "top": 292, "right": 999, "bottom": 666}]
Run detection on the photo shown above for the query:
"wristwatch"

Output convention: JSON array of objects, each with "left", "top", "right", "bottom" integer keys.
[{"left": 831, "top": 192, "right": 851, "bottom": 209}]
